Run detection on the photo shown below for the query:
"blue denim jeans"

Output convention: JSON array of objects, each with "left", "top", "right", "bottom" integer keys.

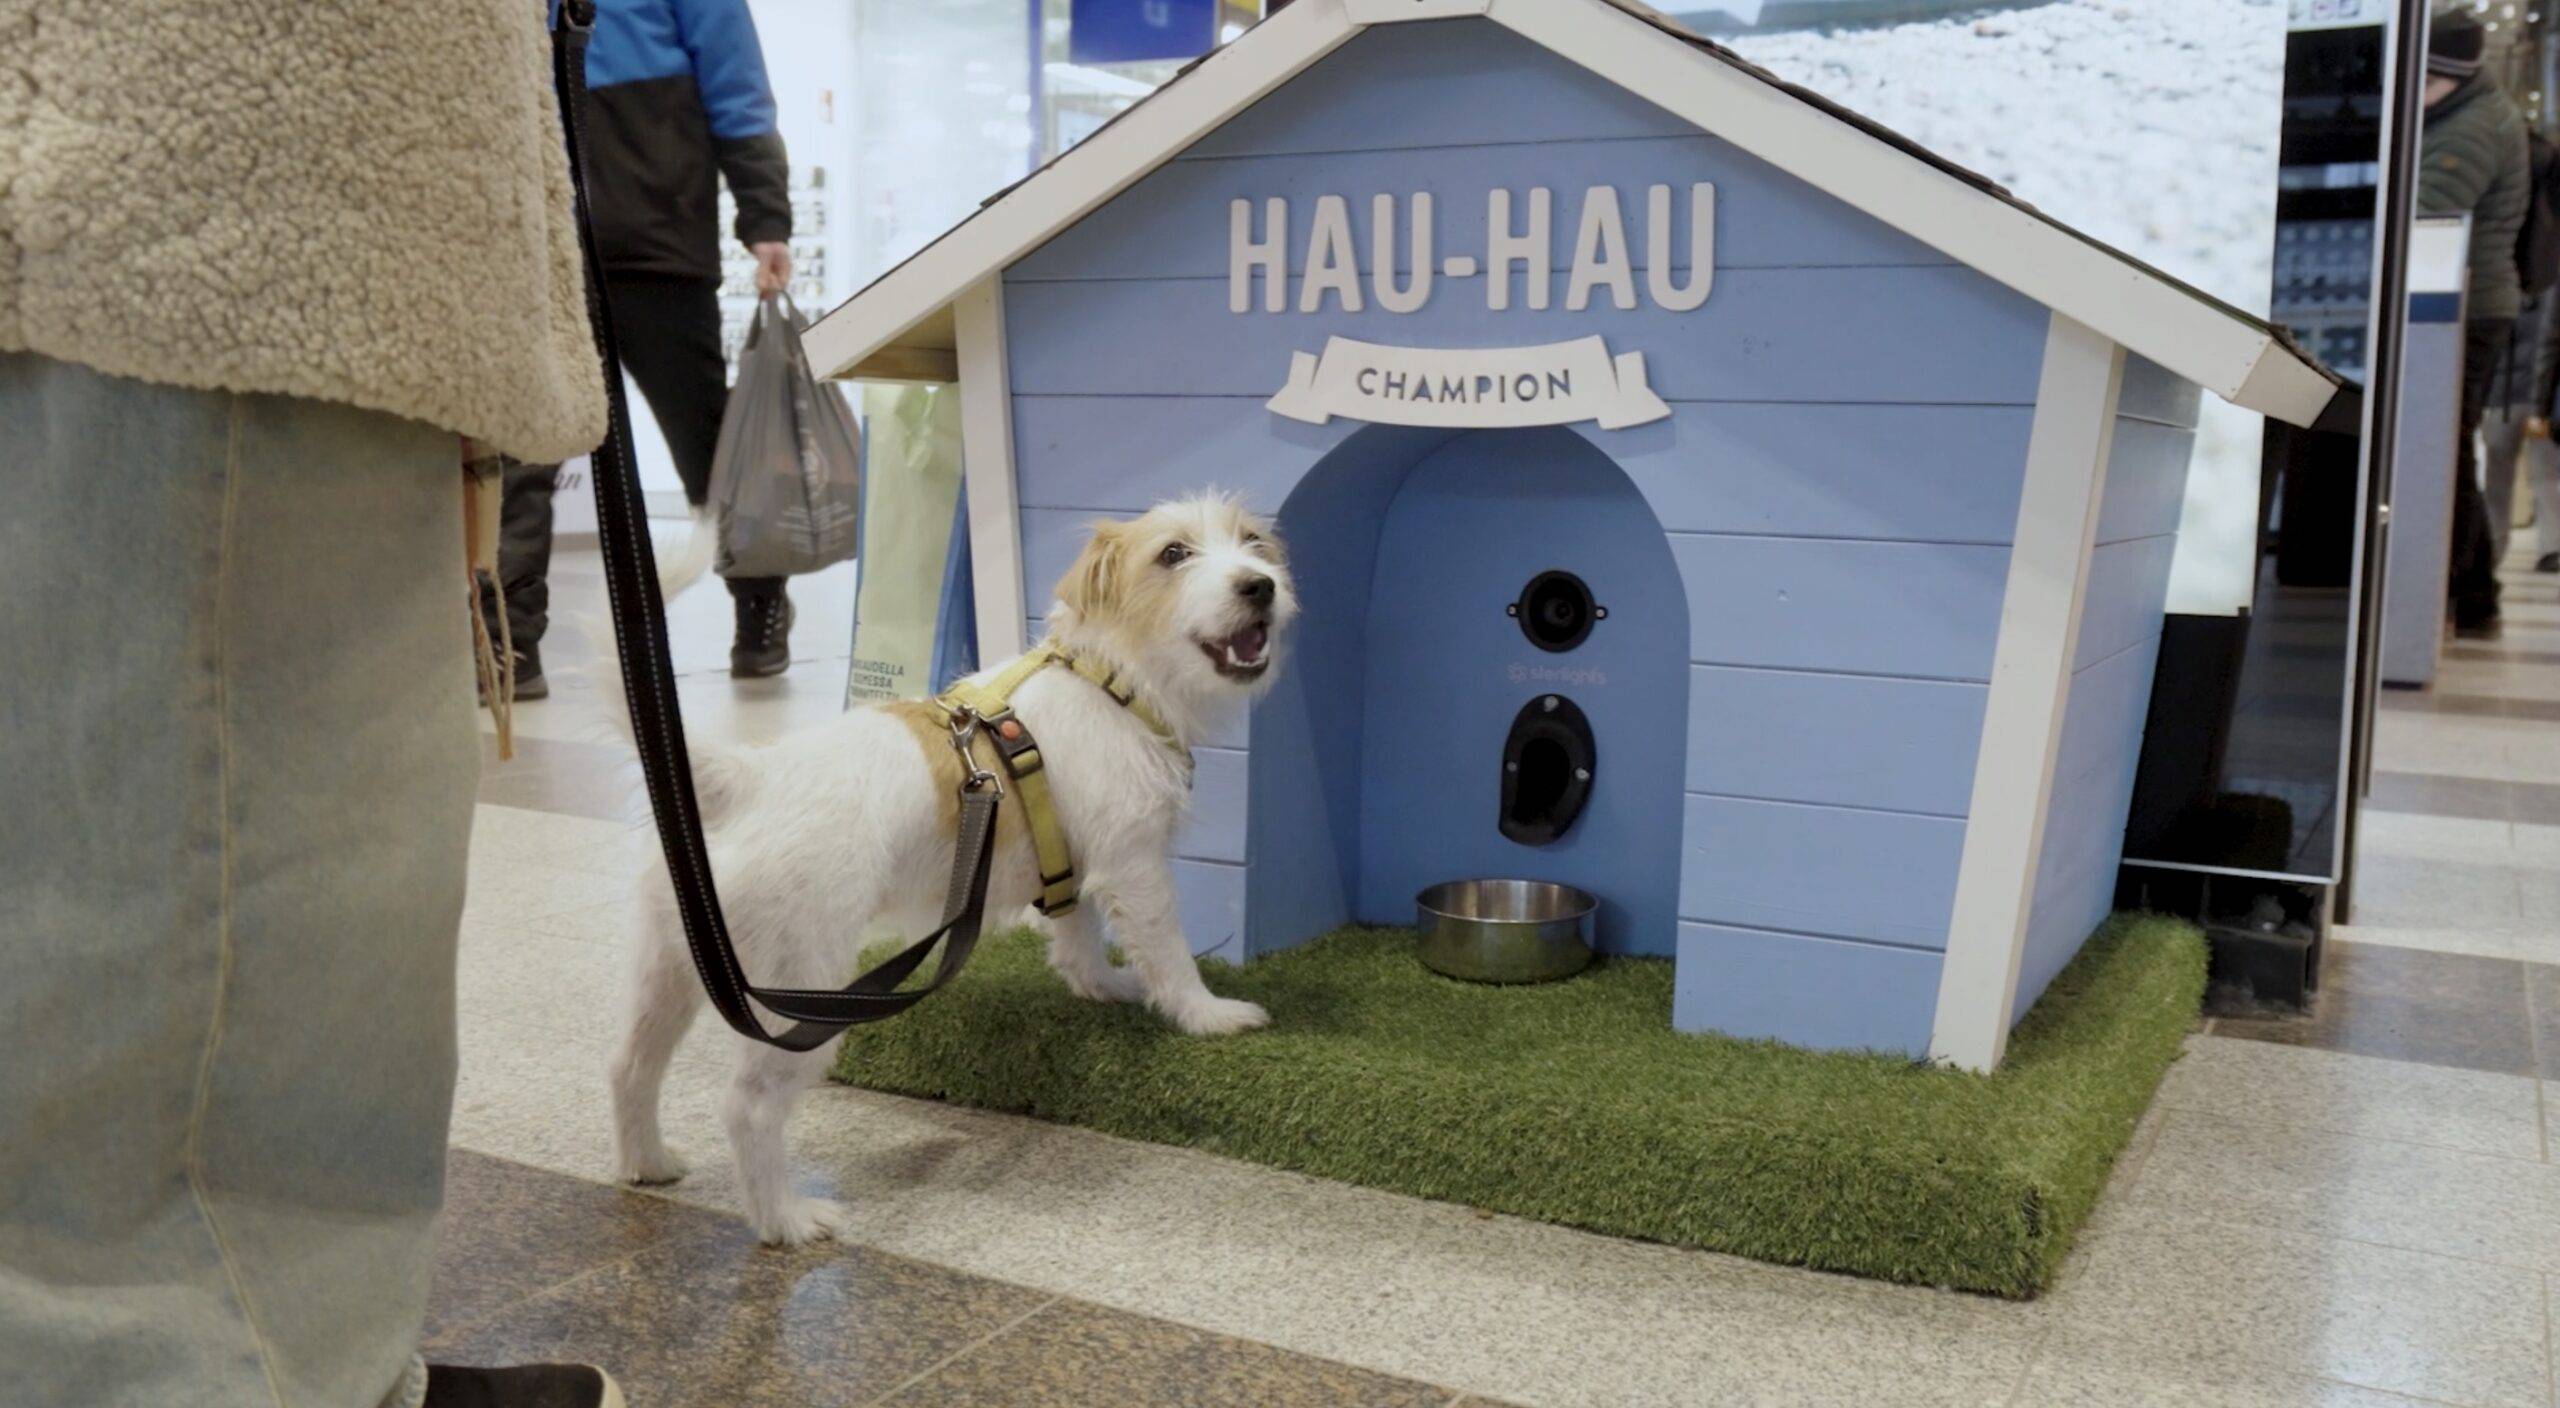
[{"left": 0, "top": 353, "right": 477, "bottom": 1407}]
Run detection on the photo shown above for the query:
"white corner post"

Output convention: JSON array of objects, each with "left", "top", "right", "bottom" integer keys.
[
  {"left": 953, "top": 276, "right": 1029, "bottom": 662},
  {"left": 1929, "top": 312, "right": 2126, "bottom": 1073}
]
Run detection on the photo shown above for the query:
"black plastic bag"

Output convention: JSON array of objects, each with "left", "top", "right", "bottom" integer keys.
[{"left": 709, "top": 292, "right": 861, "bottom": 579}]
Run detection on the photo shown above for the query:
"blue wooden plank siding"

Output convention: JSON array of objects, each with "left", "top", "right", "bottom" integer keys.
[
  {"left": 1181, "top": 747, "right": 1249, "bottom": 863},
  {"left": 2115, "top": 351, "right": 2206, "bottom": 430},
  {"left": 1686, "top": 666, "right": 1986, "bottom": 816},
  {"left": 1673, "top": 923, "right": 1945, "bottom": 1056},
  {"left": 1171, "top": 858, "right": 1247, "bottom": 960},
  {"left": 2008, "top": 371, "right": 2201, "bottom": 1021},
  {"left": 1678, "top": 794, "right": 1966, "bottom": 950},
  {"left": 1015, "top": 397, "right": 2038, "bottom": 542},
  {"left": 1669, "top": 536, "right": 2011, "bottom": 680},
  {"left": 1011, "top": 134, "right": 1955, "bottom": 281},
  {"left": 1607, "top": 404, "right": 2034, "bottom": 545},
  {"left": 991, "top": 16, "right": 2203, "bottom": 1050},
  {"left": 1004, "top": 270, "right": 2048, "bottom": 403}
]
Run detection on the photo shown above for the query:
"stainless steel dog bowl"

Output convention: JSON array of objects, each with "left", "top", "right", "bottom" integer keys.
[{"left": 1415, "top": 879, "right": 1596, "bottom": 984}]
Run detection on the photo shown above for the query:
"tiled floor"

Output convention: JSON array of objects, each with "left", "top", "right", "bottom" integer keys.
[
  {"left": 437, "top": 537, "right": 2560, "bottom": 1407},
  {"left": 430, "top": 1151, "right": 1477, "bottom": 1407}
]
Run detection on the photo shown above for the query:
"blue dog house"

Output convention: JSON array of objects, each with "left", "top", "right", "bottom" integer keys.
[{"left": 806, "top": 0, "right": 2335, "bottom": 1071}]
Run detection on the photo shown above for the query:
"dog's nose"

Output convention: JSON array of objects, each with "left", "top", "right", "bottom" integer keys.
[{"left": 1236, "top": 573, "right": 1275, "bottom": 608}]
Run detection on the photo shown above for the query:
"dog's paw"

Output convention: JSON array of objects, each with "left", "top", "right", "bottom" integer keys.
[
  {"left": 1055, "top": 961, "right": 1146, "bottom": 1004},
  {"left": 755, "top": 1196, "right": 849, "bottom": 1247},
  {"left": 1169, "top": 994, "right": 1270, "bottom": 1037},
  {"left": 614, "top": 1143, "right": 690, "bottom": 1186}
]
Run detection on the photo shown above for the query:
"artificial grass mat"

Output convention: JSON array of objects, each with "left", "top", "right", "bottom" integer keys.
[{"left": 830, "top": 912, "right": 2204, "bottom": 1297}]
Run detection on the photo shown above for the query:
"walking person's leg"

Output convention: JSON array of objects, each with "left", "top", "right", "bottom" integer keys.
[
  {"left": 483, "top": 457, "right": 561, "bottom": 698},
  {"left": 2452, "top": 321, "right": 2507, "bottom": 632},
  {"left": 0, "top": 354, "right": 474, "bottom": 1407},
  {"left": 600, "top": 275, "right": 793, "bottom": 676},
  {"left": 2482, "top": 404, "right": 2526, "bottom": 563},
  {"left": 2532, "top": 430, "right": 2560, "bottom": 569}
]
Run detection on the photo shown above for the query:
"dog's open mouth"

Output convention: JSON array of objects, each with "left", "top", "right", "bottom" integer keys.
[{"left": 1198, "top": 623, "right": 1271, "bottom": 679}]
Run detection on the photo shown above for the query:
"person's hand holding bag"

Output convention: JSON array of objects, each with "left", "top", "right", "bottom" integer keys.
[{"left": 751, "top": 240, "right": 792, "bottom": 293}]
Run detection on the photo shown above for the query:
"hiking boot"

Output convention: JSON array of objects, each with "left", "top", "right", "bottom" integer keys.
[
  {"left": 2538, "top": 552, "right": 2559, "bottom": 573},
  {"left": 423, "top": 1363, "right": 622, "bottom": 1408},
  {"left": 732, "top": 589, "right": 794, "bottom": 678}
]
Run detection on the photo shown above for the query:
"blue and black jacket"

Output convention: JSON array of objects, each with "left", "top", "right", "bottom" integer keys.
[{"left": 582, "top": 0, "right": 792, "bottom": 278}]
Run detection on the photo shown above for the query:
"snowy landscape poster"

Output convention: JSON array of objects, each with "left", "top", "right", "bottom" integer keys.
[{"left": 1701, "top": 0, "right": 2288, "bottom": 612}]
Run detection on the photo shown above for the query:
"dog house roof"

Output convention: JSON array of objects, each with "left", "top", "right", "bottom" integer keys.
[{"left": 802, "top": 0, "right": 2339, "bottom": 428}]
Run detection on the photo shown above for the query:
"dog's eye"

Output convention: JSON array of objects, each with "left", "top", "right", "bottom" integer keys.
[{"left": 1157, "top": 543, "right": 1193, "bottom": 568}]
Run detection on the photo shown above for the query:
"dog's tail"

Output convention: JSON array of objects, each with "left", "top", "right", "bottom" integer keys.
[
  {"left": 655, "top": 508, "right": 718, "bottom": 602},
  {"left": 561, "top": 608, "right": 756, "bottom": 828}
]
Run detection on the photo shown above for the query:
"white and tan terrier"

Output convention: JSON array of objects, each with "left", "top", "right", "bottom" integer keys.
[{"left": 608, "top": 494, "right": 1297, "bottom": 1244}]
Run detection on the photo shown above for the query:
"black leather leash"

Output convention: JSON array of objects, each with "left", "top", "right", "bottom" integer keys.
[{"left": 551, "top": 0, "right": 998, "bottom": 1052}]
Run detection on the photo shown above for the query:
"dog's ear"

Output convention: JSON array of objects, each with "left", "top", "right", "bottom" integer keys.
[
  {"left": 1055, "top": 519, "right": 1131, "bottom": 624},
  {"left": 1245, "top": 514, "right": 1287, "bottom": 566}
]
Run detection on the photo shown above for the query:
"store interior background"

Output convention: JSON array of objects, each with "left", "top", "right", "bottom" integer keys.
[
  {"left": 551, "top": 0, "right": 2560, "bottom": 891},
  {"left": 594, "top": 0, "right": 2306, "bottom": 578},
  {"left": 588, "top": 0, "right": 1198, "bottom": 527},
  {"left": 436, "top": 5, "right": 2560, "bottom": 1403}
]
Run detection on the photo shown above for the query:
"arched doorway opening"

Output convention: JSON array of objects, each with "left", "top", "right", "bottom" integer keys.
[{"left": 1246, "top": 425, "right": 1690, "bottom": 957}]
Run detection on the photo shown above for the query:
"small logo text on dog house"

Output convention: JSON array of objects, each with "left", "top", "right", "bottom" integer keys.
[
  {"left": 1229, "top": 184, "right": 1717, "bottom": 315},
  {"left": 1267, "top": 334, "right": 1669, "bottom": 429}
]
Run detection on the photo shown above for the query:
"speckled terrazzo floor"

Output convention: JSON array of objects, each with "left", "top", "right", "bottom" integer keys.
[
  {"left": 428, "top": 1150, "right": 1487, "bottom": 1407},
  {"left": 437, "top": 539, "right": 2560, "bottom": 1407}
]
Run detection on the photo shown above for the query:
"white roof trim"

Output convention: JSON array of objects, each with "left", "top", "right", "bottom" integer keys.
[
  {"left": 805, "top": 0, "right": 2334, "bottom": 427},
  {"left": 1345, "top": 0, "right": 1493, "bottom": 19},
  {"left": 2230, "top": 332, "right": 2344, "bottom": 428}
]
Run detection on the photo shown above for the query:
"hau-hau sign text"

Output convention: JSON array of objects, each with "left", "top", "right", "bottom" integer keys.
[{"left": 1229, "top": 184, "right": 1718, "bottom": 316}]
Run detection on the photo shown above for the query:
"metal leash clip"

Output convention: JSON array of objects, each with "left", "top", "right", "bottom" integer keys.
[{"left": 945, "top": 707, "right": 1005, "bottom": 797}]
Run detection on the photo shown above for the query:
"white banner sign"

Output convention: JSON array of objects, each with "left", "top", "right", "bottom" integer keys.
[{"left": 1266, "top": 335, "right": 1670, "bottom": 430}]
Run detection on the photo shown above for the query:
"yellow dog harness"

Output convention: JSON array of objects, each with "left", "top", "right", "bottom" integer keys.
[{"left": 935, "top": 642, "right": 1188, "bottom": 917}]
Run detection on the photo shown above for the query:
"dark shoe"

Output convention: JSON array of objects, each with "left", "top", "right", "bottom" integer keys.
[
  {"left": 510, "top": 638, "right": 549, "bottom": 701},
  {"left": 2538, "top": 552, "right": 2560, "bottom": 573},
  {"left": 476, "top": 640, "right": 549, "bottom": 703},
  {"left": 731, "top": 590, "right": 794, "bottom": 678},
  {"left": 423, "top": 1363, "right": 622, "bottom": 1408},
  {"left": 2454, "top": 613, "right": 2504, "bottom": 641},
  {"left": 475, "top": 577, "right": 549, "bottom": 702}
]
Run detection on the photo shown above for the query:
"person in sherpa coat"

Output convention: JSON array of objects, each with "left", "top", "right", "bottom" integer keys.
[
  {"left": 0, "top": 5, "right": 620, "bottom": 1407},
  {"left": 2417, "top": 6, "right": 2526, "bottom": 637}
]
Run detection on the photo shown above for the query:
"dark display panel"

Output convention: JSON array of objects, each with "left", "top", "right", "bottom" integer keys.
[{"left": 2124, "top": 10, "right": 2414, "bottom": 894}]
